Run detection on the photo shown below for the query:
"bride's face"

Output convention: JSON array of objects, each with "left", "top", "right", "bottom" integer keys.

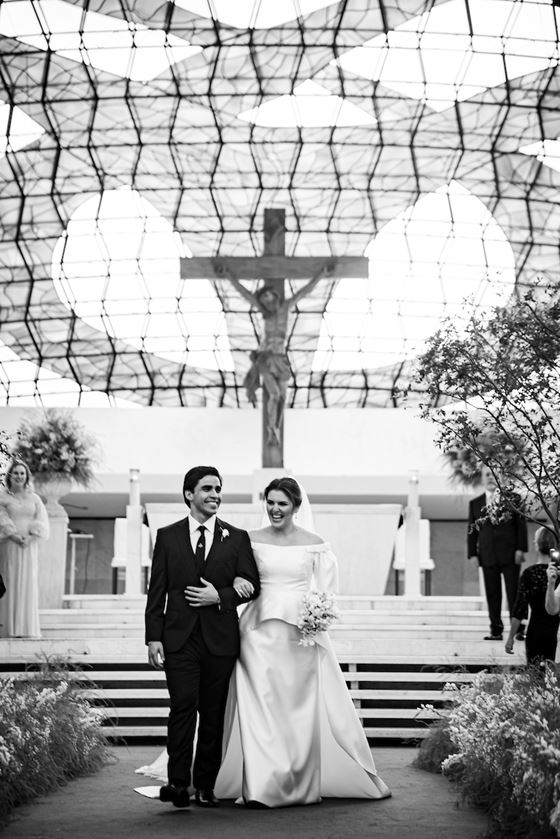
[{"left": 266, "top": 489, "right": 295, "bottom": 529}]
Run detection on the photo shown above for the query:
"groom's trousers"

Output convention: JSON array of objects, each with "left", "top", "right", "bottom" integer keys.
[{"left": 164, "top": 622, "right": 236, "bottom": 789}]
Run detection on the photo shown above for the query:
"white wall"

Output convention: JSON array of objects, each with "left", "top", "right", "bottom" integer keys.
[
  {"left": 285, "top": 408, "right": 442, "bottom": 475},
  {"left": 0, "top": 406, "right": 443, "bottom": 477},
  {"left": 0, "top": 405, "right": 471, "bottom": 517}
]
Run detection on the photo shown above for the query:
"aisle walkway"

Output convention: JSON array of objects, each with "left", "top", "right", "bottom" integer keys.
[{"left": 5, "top": 746, "right": 487, "bottom": 839}]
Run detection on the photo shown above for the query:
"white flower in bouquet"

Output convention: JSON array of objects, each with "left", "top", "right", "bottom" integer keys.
[{"left": 297, "top": 590, "right": 339, "bottom": 646}]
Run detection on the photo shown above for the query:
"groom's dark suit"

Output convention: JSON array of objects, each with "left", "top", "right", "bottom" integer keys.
[{"left": 145, "top": 514, "right": 259, "bottom": 791}]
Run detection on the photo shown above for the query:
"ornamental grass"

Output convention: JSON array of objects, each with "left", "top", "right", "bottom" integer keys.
[
  {"left": 0, "top": 657, "right": 111, "bottom": 826},
  {"left": 415, "top": 666, "right": 560, "bottom": 839}
]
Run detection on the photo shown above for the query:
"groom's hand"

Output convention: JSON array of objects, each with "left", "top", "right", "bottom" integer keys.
[
  {"left": 185, "top": 578, "right": 220, "bottom": 608},
  {"left": 148, "top": 641, "right": 165, "bottom": 670}
]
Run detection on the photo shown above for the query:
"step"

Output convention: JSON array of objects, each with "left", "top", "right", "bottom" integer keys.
[
  {"left": 62, "top": 594, "right": 487, "bottom": 612},
  {"left": 35, "top": 625, "right": 497, "bottom": 643},
  {"left": 102, "top": 724, "right": 433, "bottom": 741},
  {"left": 0, "top": 661, "right": 481, "bottom": 684},
  {"left": 0, "top": 635, "right": 523, "bottom": 663},
  {"left": 41, "top": 608, "right": 490, "bottom": 627},
  {"left": 1, "top": 639, "right": 517, "bottom": 745},
  {"left": 81, "top": 685, "right": 456, "bottom": 702},
  {"left": 3, "top": 667, "right": 476, "bottom": 686}
]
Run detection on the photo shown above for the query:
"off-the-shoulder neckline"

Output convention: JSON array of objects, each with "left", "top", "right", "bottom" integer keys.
[{"left": 250, "top": 540, "right": 329, "bottom": 549}]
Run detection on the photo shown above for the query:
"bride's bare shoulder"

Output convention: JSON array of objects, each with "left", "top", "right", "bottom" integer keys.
[
  {"left": 297, "top": 528, "right": 324, "bottom": 545},
  {"left": 249, "top": 527, "right": 272, "bottom": 543}
]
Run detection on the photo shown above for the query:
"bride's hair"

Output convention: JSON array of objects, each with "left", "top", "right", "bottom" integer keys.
[{"left": 264, "top": 476, "right": 302, "bottom": 510}]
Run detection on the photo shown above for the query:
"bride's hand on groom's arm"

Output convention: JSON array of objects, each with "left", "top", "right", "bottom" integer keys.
[
  {"left": 185, "top": 578, "right": 221, "bottom": 607},
  {"left": 233, "top": 576, "right": 254, "bottom": 598}
]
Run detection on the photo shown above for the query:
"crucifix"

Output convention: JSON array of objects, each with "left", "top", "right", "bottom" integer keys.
[{"left": 181, "top": 208, "right": 368, "bottom": 468}]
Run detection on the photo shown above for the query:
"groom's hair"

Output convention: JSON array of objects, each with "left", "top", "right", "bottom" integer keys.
[{"left": 183, "top": 465, "right": 222, "bottom": 506}]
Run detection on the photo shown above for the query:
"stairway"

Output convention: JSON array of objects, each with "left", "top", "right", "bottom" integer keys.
[{"left": 0, "top": 594, "right": 524, "bottom": 744}]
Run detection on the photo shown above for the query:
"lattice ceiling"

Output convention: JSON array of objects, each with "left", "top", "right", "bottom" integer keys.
[{"left": 0, "top": 0, "right": 559, "bottom": 408}]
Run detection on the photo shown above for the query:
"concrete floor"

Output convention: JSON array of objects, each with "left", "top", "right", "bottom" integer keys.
[{"left": 4, "top": 746, "right": 488, "bottom": 839}]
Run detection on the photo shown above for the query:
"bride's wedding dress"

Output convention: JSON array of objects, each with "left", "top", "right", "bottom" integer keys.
[{"left": 136, "top": 541, "right": 391, "bottom": 807}]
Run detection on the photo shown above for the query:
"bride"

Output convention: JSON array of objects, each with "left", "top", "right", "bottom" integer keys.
[{"left": 137, "top": 476, "right": 391, "bottom": 807}]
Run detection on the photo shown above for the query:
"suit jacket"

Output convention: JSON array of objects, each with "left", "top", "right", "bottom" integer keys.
[
  {"left": 145, "top": 516, "right": 260, "bottom": 656},
  {"left": 467, "top": 494, "right": 528, "bottom": 568}
]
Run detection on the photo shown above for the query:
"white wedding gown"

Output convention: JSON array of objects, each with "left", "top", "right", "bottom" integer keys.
[{"left": 136, "top": 542, "right": 391, "bottom": 807}]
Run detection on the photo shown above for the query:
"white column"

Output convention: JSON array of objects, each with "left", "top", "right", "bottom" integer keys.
[
  {"left": 403, "top": 470, "right": 422, "bottom": 597},
  {"left": 125, "top": 468, "right": 143, "bottom": 595},
  {"left": 37, "top": 479, "right": 72, "bottom": 609}
]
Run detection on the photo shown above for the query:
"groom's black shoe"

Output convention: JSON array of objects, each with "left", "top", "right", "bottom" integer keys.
[
  {"left": 159, "top": 784, "right": 190, "bottom": 808},
  {"left": 195, "top": 789, "right": 219, "bottom": 808}
]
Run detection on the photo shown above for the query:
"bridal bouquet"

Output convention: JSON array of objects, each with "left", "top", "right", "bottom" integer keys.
[{"left": 297, "top": 591, "right": 339, "bottom": 646}]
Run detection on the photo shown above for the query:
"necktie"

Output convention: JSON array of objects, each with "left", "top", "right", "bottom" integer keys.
[{"left": 195, "top": 525, "right": 206, "bottom": 579}]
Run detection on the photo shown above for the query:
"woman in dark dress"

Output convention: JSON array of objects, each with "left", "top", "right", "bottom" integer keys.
[{"left": 505, "top": 527, "right": 560, "bottom": 665}]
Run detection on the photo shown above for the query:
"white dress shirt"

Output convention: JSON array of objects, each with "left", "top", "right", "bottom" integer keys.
[{"left": 187, "top": 513, "right": 216, "bottom": 559}]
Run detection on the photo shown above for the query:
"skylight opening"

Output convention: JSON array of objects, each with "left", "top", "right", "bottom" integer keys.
[
  {"left": 313, "top": 182, "right": 516, "bottom": 372},
  {"left": 0, "top": 340, "right": 136, "bottom": 407},
  {"left": 52, "top": 188, "right": 234, "bottom": 372},
  {"left": 0, "top": 102, "right": 45, "bottom": 156},
  {"left": 0, "top": 0, "right": 200, "bottom": 82},
  {"left": 173, "top": 0, "right": 336, "bottom": 30},
  {"left": 519, "top": 138, "right": 560, "bottom": 173},
  {"left": 238, "top": 80, "right": 376, "bottom": 127},
  {"left": 334, "top": 0, "right": 560, "bottom": 112}
]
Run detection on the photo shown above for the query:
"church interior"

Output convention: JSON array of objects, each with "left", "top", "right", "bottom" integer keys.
[{"left": 0, "top": 0, "right": 557, "bottom": 742}]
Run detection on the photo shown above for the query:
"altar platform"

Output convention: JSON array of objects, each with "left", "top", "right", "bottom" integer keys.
[{"left": 0, "top": 594, "right": 525, "bottom": 745}]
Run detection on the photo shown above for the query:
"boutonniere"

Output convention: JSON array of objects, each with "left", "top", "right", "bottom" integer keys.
[{"left": 220, "top": 527, "right": 229, "bottom": 542}]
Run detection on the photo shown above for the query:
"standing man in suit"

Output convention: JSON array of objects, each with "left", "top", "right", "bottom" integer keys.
[
  {"left": 145, "top": 465, "right": 260, "bottom": 809},
  {"left": 468, "top": 466, "right": 527, "bottom": 640}
]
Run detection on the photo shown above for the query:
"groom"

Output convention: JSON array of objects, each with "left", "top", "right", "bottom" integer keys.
[{"left": 145, "top": 465, "right": 260, "bottom": 808}]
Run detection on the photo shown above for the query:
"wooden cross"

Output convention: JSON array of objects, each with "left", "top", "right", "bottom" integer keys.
[{"left": 181, "top": 208, "right": 368, "bottom": 468}]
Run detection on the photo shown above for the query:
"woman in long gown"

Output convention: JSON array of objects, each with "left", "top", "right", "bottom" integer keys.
[
  {"left": 0, "top": 460, "right": 50, "bottom": 638},
  {"left": 137, "top": 476, "right": 390, "bottom": 807}
]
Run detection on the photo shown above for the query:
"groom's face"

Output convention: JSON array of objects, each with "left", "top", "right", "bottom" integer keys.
[{"left": 186, "top": 475, "right": 222, "bottom": 521}]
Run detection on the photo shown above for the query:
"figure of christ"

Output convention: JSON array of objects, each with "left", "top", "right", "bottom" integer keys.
[{"left": 216, "top": 259, "right": 336, "bottom": 446}]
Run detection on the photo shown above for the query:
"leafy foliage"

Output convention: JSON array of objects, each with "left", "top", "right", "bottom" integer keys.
[
  {"left": 416, "top": 283, "right": 560, "bottom": 536},
  {"left": 417, "top": 667, "right": 560, "bottom": 839},
  {"left": 0, "top": 656, "right": 111, "bottom": 826}
]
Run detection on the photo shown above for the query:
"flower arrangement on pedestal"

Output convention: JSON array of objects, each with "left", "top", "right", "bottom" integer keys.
[
  {"left": 12, "top": 409, "right": 99, "bottom": 488},
  {"left": 0, "top": 431, "right": 12, "bottom": 473}
]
